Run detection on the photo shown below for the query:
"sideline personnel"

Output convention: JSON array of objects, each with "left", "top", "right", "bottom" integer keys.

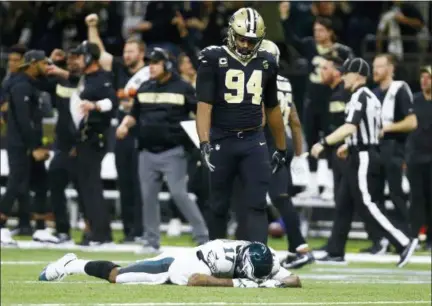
[
  {"left": 311, "top": 58, "right": 418, "bottom": 268},
  {"left": 71, "top": 41, "right": 117, "bottom": 245},
  {"left": 86, "top": 13, "right": 147, "bottom": 242},
  {"left": 407, "top": 66, "right": 432, "bottom": 251},
  {"left": 0, "top": 50, "right": 50, "bottom": 245},
  {"left": 117, "top": 48, "right": 209, "bottom": 253}
]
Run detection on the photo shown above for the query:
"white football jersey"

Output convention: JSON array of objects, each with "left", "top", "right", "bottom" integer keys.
[
  {"left": 192, "top": 239, "right": 291, "bottom": 280},
  {"left": 276, "top": 75, "right": 293, "bottom": 127}
]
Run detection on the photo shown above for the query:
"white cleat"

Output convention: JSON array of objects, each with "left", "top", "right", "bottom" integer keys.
[
  {"left": 38, "top": 253, "right": 77, "bottom": 281},
  {"left": 33, "top": 229, "right": 60, "bottom": 243},
  {"left": 1, "top": 228, "right": 18, "bottom": 246}
]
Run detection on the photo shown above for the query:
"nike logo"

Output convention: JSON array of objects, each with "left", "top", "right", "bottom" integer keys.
[{"left": 259, "top": 142, "right": 266, "bottom": 146}]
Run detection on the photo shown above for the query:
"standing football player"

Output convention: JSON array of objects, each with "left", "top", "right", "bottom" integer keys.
[
  {"left": 279, "top": 2, "right": 354, "bottom": 198},
  {"left": 259, "top": 39, "right": 313, "bottom": 268},
  {"left": 196, "top": 8, "right": 287, "bottom": 244}
]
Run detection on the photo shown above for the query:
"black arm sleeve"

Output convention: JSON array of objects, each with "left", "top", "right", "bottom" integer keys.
[
  {"left": 184, "top": 83, "right": 198, "bottom": 113},
  {"left": 396, "top": 84, "right": 414, "bottom": 117},
  {"left": 34, "top": 76, "right": 59, "bottom": 95},
  {"left": 196, "top": 53, "right": 216, "bottom": 104},
  {"left": 131, "top": 96, "right": 140, "bottom": 121},
  {"left": 264, "top": 70, "right": 279, "bottom": 108},
  {"left": 10, "top": 84, "right": 38, "bottom": 150}
]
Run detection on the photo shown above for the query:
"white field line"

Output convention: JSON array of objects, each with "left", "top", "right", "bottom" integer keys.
[
  {"left": 1, "top": 261, "right": 131, "bottom": 265},
  {"left": 9, "top": 301, "right": 432, "bottom": 306},
  {"left": 7, "top": 280, "right": 430, "bottom": 285},
  {"left": 2, "top": 241, "right": 431, "bottom": 264}
]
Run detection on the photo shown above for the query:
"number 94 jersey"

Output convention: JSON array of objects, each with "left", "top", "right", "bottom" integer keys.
[
  {"left": 194, "top": 239, "right": 291, "bottom": 281},
  {"left": 196, "top": 45, "right": 279, "bottom": 131}
]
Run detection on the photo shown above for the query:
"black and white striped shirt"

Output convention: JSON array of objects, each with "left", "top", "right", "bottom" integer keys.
[{"left": 345, "top": 86, "right": 381, "bottom": 149}]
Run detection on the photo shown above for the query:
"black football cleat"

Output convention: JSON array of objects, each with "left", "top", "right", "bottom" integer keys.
[
  {"left": 281, "top": 252, "right": 315, "bottom": 269},
  {"left": 397, "top": 239, "right": 418, "bottom": 268},
  {"left": 316, "top": 254, "right": 347, "bottom": 265}
]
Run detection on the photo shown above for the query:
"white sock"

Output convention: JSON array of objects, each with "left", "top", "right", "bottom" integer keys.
[{"left": 65, "top": 259, "right": 90, "bottom": 275}]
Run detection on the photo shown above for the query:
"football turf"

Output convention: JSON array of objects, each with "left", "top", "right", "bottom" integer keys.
[{"left": 1, "top": 234, "right": 431, "bottom": 305}]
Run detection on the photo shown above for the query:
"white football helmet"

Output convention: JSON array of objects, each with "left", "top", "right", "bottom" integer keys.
[{"left": 260, "top": 39, "right": 281, "bottom": 66}]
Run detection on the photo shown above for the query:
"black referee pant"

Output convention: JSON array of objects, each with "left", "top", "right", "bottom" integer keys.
[
  {"left": 76, "top": 140, "right": 112, "bottom": 242},
  {"left": 407, "top": 158, "right": 432, "bottom": 238},
  {"left": 327, "top": 147, "right": 412, "bottom": 257}
]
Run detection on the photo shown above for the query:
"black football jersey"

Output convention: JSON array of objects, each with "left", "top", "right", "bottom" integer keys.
[
  {"left": 282, "top": 19, "right": 354, "bottom": 104},
  {"left": 196, "top": 45, "right": 279, "bottom": 131}
]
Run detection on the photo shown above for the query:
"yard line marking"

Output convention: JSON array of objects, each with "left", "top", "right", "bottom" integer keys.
[
  {"left": 1, "top": 261, "right": 131, "bottom": 265},
  {"left": 3, "top": 241, "right": 431, "bottom": 264},
  {"left": 312, "top": 268, "right": 432, "bottom": 275},
  {"left": 11, "top": 301, "right": 432, "bottom": 305}
]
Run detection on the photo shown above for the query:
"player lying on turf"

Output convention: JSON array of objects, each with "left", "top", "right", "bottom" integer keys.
[{"left": 39, "top": 240, "right": 301, "bottom": 288}]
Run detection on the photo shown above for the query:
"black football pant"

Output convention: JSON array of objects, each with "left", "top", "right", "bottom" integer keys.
[
  {"left": 0, "top": 146, "right": 48, "bottom": 229},
  {"left": 366, "top": 140, "right": 410, "bottom": 243},
  {"left": 76, "top": 141, "right": 111, "bottom": 242},
  {"left": 268, "top": 158, "right": 307, "bottom": 252},
  {"left": 0, "top": 147, "right": 32, "bottom": 227},
  {"left": 207, "top": 129, "right": 271, "bottom": 243},
  {"left": 407, "top": 159, "right": 432, "bottom": 238},
  {"left": 327, "top": 145, "right": 348, "bottom": 201},
  {"left": 327, "top": 148, "right": 412, "bottom": 257},
  {"left": 115, "top": 136, "right": 143, "bottom": 238},
  {"left": 30, "top": 156, "right": 49, "bottom": 228},
  {"left": 48, "top": 149, "right": 84, "bottom": 235}
]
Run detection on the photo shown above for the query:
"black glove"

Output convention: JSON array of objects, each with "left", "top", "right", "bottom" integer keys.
[
  {"left": 271, "top": 149, "right": 287, "bottom": 174},
  {"left": 200, "top": 141, "right": 215, "bottom": 172}
]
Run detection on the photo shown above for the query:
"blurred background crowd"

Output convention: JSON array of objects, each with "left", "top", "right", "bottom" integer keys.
[{"left": 0, "top": 1, "right": 431, "bottom": 249}]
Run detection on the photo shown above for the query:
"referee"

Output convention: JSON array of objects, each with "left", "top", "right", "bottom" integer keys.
[
  {"left": 310, "top": 58, "right": 418, "bottom": 268},
  {"left": 365, "top": 54, "right": 416, "bottom": 253}
]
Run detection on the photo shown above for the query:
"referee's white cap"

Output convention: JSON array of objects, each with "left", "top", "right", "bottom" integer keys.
[{"left": 341, "top": 57, "right": 370, "bottom": 77}]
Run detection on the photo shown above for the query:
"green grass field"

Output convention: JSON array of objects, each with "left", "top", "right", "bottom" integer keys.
[{"left": 1, "top": 233, "right": 431, "bottom": 306}]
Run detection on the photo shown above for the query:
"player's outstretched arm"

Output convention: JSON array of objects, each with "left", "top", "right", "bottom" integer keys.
[{"left": 187, "top": 274, "right": 259, "bottom": 288}]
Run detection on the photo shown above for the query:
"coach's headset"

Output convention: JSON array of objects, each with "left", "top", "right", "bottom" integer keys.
[
  {"left": 146, "top": 47, "right": 173, "bottom": 73},
  {"left": 71, "top": 40, "right": 101, "bottom": 67}
]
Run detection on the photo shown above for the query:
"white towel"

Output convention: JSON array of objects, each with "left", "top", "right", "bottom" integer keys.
[
  {"left": 125, "top": 66, "right": 150, "bottom": 93},
  {"left": 381, "top": 81, "right": 405, "bottom": 126},
  {"left": 69, "top": 77, "right": 85, "bottom": 129}
]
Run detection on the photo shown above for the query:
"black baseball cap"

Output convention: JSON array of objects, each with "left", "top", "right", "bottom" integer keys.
[
  {"left": 19, "top": 50, "right": 50, "bottom": 69},
  {"left": 420, "top": 65, "right": 431, "bottom": 75},
  {"left": 145, "top": 47, "right": 170, "bottom": 63},
  {"left": 340, "top": 57, "right": 370, "bottom": 77},
  {"left": 70, "top": 41, "right": 101, "bottom": 61}
]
